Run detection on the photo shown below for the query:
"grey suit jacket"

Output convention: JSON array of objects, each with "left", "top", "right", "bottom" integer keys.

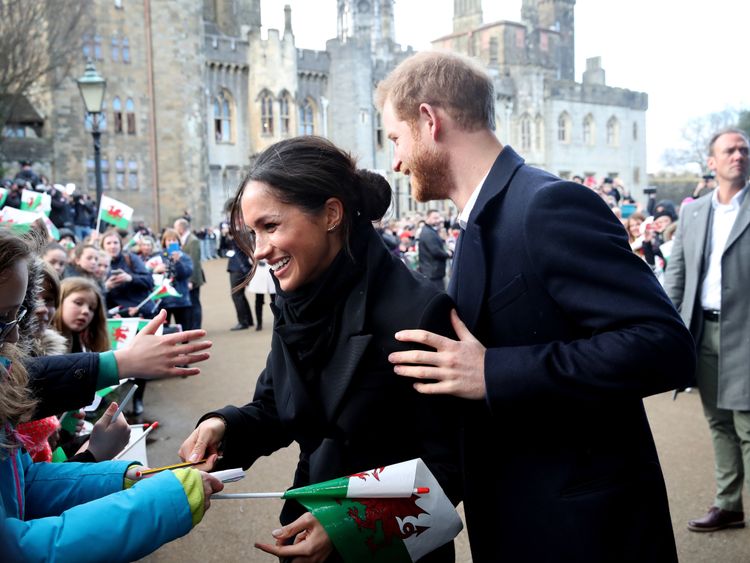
[{"left": 664, "top": 187, "right": 750, "bottom": 409}]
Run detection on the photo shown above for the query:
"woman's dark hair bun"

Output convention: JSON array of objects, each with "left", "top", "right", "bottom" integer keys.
[{"left": 355, "top": 169, "right": 392, "bottom": 222}]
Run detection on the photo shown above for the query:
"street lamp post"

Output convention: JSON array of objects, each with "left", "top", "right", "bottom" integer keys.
[{"left": 76, "top": 61, "right": 107, "bottom": 213}]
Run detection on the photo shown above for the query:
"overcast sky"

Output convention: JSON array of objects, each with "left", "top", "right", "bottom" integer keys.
[{"left": 260, "top": 0, "right": 750, "bottom": 173}]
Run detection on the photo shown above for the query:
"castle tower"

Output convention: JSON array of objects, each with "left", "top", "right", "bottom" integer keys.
[
  {"left": 205, "top": 0, "right": 261, "bottom": 36},
  {"left": 453, "top": 0, "right": 483, "bottom": 34},
  {"left": 522, "top": 0, "right": 575, "bottom": 80},
  {"left": 338, "top": 0, "right": 373, "bottom": 42}
]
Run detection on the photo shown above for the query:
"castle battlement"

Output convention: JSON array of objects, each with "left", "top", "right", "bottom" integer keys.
[
  {"left": 298, "top": 49, "right": 330, "bottom": 74},
  {"left": 547, "top": 80, "right": 648, "bottom": 111}
]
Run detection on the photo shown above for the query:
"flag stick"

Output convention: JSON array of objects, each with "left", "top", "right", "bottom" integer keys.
[
  {"left": 114, "top": 421, "right": 158, "bottom": 460},
  {"left": 137, "top": 458, "right": 206, "bottom": 477},
  {"left": 134, "top": 285, "right": 161, "bottom": 310},
  {"left": 212, "top": 492, "right": 285, "bottom": 499},
  {"left": 110, "top": 384, "right": 138, "bottom": 424},
  {"left": 212, "top": 487, "right": 429, "bottom": 500}
]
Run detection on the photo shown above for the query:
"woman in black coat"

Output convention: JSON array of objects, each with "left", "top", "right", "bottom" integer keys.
[{"left": 179, "top": 137, "right": 462, "bottom": 562}]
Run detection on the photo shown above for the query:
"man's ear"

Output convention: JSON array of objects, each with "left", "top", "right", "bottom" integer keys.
[
  {"left": 706, "top": 155, "right": 716, "bottom": 173},
  {"left": 418, "top": 103, "right": 441, "bottom": 141}
]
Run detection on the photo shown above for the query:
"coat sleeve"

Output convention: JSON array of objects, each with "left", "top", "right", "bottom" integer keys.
[
  {"left": 26, "top": 352, "right": 100, "bottom": 418},
  {"left": 173, "top": 254, "right": 193, "bottom": 280},
  {"left": 484, "top": 183, "right": 695, "bottom": 409},
  {"left": 663, "top": 212, "right": 687, "bottom": 312},
  {"left": 420, "top": 229, "right": 450, "bottom": 261},
  {"left": 124, "top": 252, "right": 155, "bottom": 292},
  {"left": 203, "top": 358, "right": 295, "bottom": 471},
  {"left": 2, "top": 455, "right": 193, "bottom": 563}
]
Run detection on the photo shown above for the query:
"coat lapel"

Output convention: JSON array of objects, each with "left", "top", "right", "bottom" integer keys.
[
  {"left": 724, "top": 188, "right": 750, "bottom": 253},
  {"left": 450, "top": 146, "right": 524, "bottom": 330},
  {"left": 317, "top": 235, "right": 384, "bottom": 422},
  {"left": 690, "top": 197, "right": 713, "bottom": 273}
]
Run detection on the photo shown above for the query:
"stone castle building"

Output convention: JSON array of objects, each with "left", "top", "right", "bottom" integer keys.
[{"left": 3, "top": 0, "right": 646, "bottom": 228}]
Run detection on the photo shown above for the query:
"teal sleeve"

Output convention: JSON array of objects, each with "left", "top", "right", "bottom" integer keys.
[{"left": 97, "top": 351, "right": 120, "bottom": 389}]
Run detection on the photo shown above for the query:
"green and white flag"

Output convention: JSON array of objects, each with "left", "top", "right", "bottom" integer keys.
[
  {"left": 150, "top": 278, "right": 181, "bottom": 300},
  {"left": 0, "top": 187, "right": 7, "bottom": 207},
  {"left": 20, "top": 189, "right": 51, "bottom": 216},
  {"left": 107, "top": 318, "right": 162, "bottom": 350},
  {"left": 0, "top": 206, "right": 41, "bottom": 233},
  {"left": 99, "top": 195, "right": 134, "bottom": 229},
  {"left": 215, "top": 459, "right": 463, "bottom": 563}
]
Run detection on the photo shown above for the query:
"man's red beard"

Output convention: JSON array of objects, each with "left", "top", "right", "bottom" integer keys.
[{"left": 408, "top": 138, "right": 454, "bottom": 202}]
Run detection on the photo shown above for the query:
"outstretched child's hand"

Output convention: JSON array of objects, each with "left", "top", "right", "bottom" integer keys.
[
  {"left": 114, "top": 310, "right": 212, "bottom": 379},
  {"left": 79, "top": 402, "right": 131, "bottom": 461}
]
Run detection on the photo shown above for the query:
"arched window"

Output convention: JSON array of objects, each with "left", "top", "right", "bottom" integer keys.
[
  {"left": 557, "top": 112, "right": 571, "bottom": 143},
  {"left": 122, "top": 38, "right": 130, "bottom": 63},
  {"left": 213, "top": 90, "right": 233, "bottom": 143},
  {"left": 125, "top": 98, "right": 136, "bottom": 135},
  {"left": 113, "top": 97, "right": 123, "bottom": 134},
  {"left": 606, "top": 116, "right": 619, "bottom": 147},
  {"left": 534, "top": 114, "right": 544, "bottom": 152},
  {"left": 94, "top": 35, "right": 103, "bottom": 60},
  {"left": 519, "top": 114, "right": 532, "bottom": 151},
  {"left": 115, "top": 156, "right": 125, "bottom": 190},
  {"left": 261, "top": 92, "right": 274, "bottom": 136},
  {"left": 279, "top": 95, "right": 291, "bottom": 136},
  {"left": 82, "top": 34, "right": 91, "bottom": 59},
  {"left": 375, "top": 112, "right": 383, "bottom": 148},
  {"left": 111, "top": 37, "right": 120, "bottom": 62},
  {"left": 128, "top": 159, "right": 138, "bottom": 190},
  {"left": 583, "top": 114, "right": 595, "bottom": 146},
  {"left": 85, "top": 100, "right": 107, "bottom": 131},
  {"left": 298, "top": 99, "right": 315, "bottom": 136}
]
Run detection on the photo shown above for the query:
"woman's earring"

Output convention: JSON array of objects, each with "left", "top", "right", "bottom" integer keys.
[{"left": 327, "top": 223, "right": 339, "bottom": 232}]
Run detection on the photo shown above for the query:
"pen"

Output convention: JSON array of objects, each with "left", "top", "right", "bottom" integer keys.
[{"left": 111, "top": 384, "right": 138, "bottom": 424}]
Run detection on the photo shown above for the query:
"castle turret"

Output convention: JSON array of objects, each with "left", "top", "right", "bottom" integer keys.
[
  {"left": 453, "top": 0, "right": 483, "bottom": 34},
  {"left": 523, "top": 0, "right": 576, "bottom": 80}
]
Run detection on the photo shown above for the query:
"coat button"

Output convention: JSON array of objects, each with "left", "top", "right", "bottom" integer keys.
[{"left": 74, "top": 369, "right": 85, "bottom": 379}]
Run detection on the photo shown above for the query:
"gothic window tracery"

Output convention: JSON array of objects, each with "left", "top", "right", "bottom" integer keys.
[
  {"left": 261, "top": 92, "right": 274, "bottom": 136},
  {"left": 126, "top": 98, "right": 136, "bottom": 135},
  {"left": 298, "top": 99, "right": 315, "bottom": 136},
  {"left": 583, "top": 114, "right": 595, "bottom": 146},
  {"left": 606, "top": 116, "right": 619, "bottom": 147},
  {"left": 557, "top": 112, "right": 571, "bottom": 143},
  {"left": 214, "top": 90, "right": 234, "bottom": 143}
]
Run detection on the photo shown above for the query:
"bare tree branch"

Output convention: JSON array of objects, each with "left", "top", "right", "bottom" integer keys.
[{"left": 0, "top": 0, "right": 93, "bottom": 133}]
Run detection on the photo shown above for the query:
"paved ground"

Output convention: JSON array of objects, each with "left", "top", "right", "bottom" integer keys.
[{"left": 141, "top": 258, "right": 748, "bottom": 562}]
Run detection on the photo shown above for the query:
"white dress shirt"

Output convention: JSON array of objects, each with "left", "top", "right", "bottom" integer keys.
[
  {"left": 700, "top": 185, "right": 748, "bottom": 311},
  {"left": 458, "top": 170, "right": 490, "bottom": 229}
]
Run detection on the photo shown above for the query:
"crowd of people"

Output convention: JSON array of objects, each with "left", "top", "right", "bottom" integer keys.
[{"left": 1, "top": 48, "right": 748, "bottom": 562}]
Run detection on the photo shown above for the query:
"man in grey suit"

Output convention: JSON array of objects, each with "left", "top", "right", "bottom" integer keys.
[{"left": 665, "top": 128, "right": 750, "bottom": 532}]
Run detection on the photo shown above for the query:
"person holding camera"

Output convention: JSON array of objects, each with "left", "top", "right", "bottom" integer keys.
[
  {"left": 693, "top": 173, "right": 717, "bottom": 199},
  {"left": 73, "top": 193, "right": 96, "bottom": 241},
  {"left": 665, "top": 128, "right": 750, "bottom": 533}
]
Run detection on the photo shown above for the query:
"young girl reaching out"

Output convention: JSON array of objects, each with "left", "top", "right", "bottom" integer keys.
[{"left": 0, "top": 228, "right": 222, "bottom": 560}]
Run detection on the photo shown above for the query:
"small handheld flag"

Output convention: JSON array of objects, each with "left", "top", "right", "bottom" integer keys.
[
  {"left": 20, "top": 189, "right": 51, "bottom": 216},
  {"left": 98, "top": 195, "right": 134, "bottom": 229},
  {"left": 211, "top": 459, "right": 463, "bottom": 562}
]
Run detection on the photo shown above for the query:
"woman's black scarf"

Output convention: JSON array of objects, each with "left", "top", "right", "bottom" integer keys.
[{"left": 271, "top": 223, "right": 371, "bottom": 373}]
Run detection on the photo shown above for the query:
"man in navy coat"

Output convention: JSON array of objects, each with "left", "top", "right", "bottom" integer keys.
[{"left": 380, "top": 51, "right": 696, "bottom": 562}]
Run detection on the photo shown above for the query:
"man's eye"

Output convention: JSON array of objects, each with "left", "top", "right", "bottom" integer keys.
[{"left": 265, "top": 223, "right": 277, "bottom": 231}]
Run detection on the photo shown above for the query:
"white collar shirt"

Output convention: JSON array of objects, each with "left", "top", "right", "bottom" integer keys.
[
  {"left": 458, "top": 170, "right": 490, "bottom": 230},
  {"left": 700, "top": 184, "right": 748, "bottom": 311}
]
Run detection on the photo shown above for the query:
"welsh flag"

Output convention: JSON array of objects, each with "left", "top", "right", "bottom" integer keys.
[
  {"left": 149, "top": 278, "right": 181, "bottom": 300},
  {"left": 99, "top": 195, "right": 134, "bottom": 229},
  {"left": 20, "top": 189, "right": 51, "bottom": 216},
  {"left": 107, "top": 318, "right": 163, "bottom": 350},
  {"left": 0, "top": 187, "right": 7, "bottom": 207},
  {"left": 215, "top": 459, "right": 463, "bottom": 562},
  {"left": 0, "top": 206, "right": 42, "bottom": 233},
  {"left": 145, "top": 255, "right": 163, "bottom": 271}
]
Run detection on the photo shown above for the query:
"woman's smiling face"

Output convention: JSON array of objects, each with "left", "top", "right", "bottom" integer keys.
[{"left": 241, "top": 180, "right": 342, "bottom": 292}]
